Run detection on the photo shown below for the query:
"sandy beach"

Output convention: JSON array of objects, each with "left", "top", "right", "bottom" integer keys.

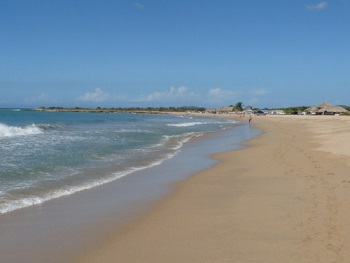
[{"left": 78, "top": 114, "right": 350, "bottom": 263}]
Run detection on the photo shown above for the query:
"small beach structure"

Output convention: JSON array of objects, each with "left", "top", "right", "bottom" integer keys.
[
  {"left": 255, "top": 109, "right": 268, "bottom": 115},
  {"left": 205, "top": 108, "right": 217, "bottom": 114},
  {"left": 219, "top": 106, "right": 234, "bottom": 113},
  {"left": 269, "top": 109, "right": 285, "bottom": 115},
  {"left": 306, "top": 101, "right": 348, "bottom": 115},
  {"left": 244, "top": 107, "right": 254, "bottom": 115}
]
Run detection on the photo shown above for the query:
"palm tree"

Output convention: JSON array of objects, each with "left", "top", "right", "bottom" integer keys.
[{"left": 235, "top": 102, "right": 244, "bottom": 111}]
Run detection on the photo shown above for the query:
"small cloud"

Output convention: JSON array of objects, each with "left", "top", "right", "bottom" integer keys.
[
  {"left": 250, "top": 89, "right": 269, "bottom": 96},
  {"left": 306, "top": 1, "right": 328, "bottom": 11},
  {"left": 77, "top": 88, "right": 109, "bottom": 102},
  {"left": 134, "top": 2, "right": 144, "bottom": 9},
  {"left": 245, "top": 89, "right": 269, "bottom": 106},
  {"left": 207, "top": 88, "right": 240, "bottom": 100},
  {"left": 137, "top": 86, "right": 195, "bottom": 102}
]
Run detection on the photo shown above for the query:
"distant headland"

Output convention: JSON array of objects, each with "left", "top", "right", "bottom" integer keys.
[{"left": 34, "top": 106, "right": 206, "bottom": 114}]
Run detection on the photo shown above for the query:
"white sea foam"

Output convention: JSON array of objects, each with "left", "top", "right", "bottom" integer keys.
[
  {"left": 162, "top": 132, "right": 205, "bottom": 150},
  {"left": 0, "top": 158, "right": 175, "bottom": 214},
  {"left": 167, "top": 122, "right": 204, "bottom": 127},
  {"left": 0, "top": 129, "right": 197, "bottom": 214},
  {"left": 167, "top": 119, "right": 236, "bottom": 127},
  {"left": 115, "top": 128, "right": 155, "bottom": 134},
  {"left": 0, "top": 123, "right": 43, "bottom": 138},
  {"left": 0, "top": 112, "right": 238, "bottom": 214}
]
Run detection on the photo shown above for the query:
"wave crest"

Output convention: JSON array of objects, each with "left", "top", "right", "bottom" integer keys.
[
  {"left": 0, "top": 123, "right": 43, "bottom": 138},
  {"left": 167, "top": 122, "right": 204, "bottom": 127}
]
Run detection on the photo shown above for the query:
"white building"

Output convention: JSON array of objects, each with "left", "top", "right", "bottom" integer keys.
[{"left": 269, "top": 110, "right": 285, "bottom": 115}]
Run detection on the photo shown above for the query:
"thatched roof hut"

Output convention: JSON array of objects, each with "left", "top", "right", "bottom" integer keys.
[
  {"left": 306, "top": 101, "right": 348, "bottom": 115},
  {"left": 219, "top": 106, "right": 234, "bottom": 113}
]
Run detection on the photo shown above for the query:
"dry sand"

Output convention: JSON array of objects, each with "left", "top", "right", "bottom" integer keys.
[{"left": 78, "top": 114, "right": 350, "bottom": 263}]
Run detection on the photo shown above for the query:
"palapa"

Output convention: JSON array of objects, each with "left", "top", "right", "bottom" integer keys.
[{"left": 306, "top": 101, "right": 348, "bottom": 115}]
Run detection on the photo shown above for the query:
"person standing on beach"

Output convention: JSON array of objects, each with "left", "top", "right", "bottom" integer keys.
[{"left": 248, "top": 115, "right": 252, "bottom": 124}]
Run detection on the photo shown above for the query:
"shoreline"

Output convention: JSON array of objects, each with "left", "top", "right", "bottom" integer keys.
[
  {"left": 78, "top": 114, "right": 350, "bottom": 263},
  {"left": 0, "top": 115, "right": 257, "bottom": 263}
]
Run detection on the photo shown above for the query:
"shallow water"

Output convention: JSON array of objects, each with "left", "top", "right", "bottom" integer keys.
[
  {"left": 0, "top": 117, "right": 260, "bottom": 263},
  {"left": 0, "top": 109, "right": 237, "bottom": 213}
]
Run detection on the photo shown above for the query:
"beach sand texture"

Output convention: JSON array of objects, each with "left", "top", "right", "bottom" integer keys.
[{"left": 79, "top": 115, "right": 350, "bottom": 263}]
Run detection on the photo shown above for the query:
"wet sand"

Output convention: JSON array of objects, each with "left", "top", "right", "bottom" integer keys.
[
  {"left": 0, "top": 116, "right": 258, "bottom": 263},
  {"left": 78, "top": 114, "right": 350, "bottom": 263}
]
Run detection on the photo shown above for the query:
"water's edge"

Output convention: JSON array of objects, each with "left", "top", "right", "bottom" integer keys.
[{"left": 0, "top": 121, "right": 261, "bottom": 263}]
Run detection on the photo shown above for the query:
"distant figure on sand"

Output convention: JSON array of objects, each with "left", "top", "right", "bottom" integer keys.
[{"left": 248, "top": 115, "right": 252, "bottom": 124}]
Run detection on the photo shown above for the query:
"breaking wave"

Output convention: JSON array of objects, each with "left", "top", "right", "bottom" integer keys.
[
  {"left": 0, "top": 123, "right": 43, "bottom": 138},
  {"left": 167, "top": 122, "right": 204, "bottom": 127}
]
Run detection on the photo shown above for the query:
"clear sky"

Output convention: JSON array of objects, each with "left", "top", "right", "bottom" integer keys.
[{"left": 1, "top": 0, "right": 349, "bottom": 108}]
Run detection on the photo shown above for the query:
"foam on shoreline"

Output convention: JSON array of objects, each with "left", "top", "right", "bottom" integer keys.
[{"left": 0, "top": 120, "right": 259, "bottom": 263}]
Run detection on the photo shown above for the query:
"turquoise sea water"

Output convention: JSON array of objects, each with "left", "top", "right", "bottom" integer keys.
[{"left": 0, "top": 109, "right": 238, "bottom": 214}]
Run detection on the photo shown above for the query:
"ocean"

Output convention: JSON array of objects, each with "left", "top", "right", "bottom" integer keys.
[{"left": 0, "top": 108, "right": 240, "bottom": 214}]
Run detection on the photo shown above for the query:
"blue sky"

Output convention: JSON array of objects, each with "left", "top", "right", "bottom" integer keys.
[{"left": 1, "top": 0, "right": 349, "bottom": 108}]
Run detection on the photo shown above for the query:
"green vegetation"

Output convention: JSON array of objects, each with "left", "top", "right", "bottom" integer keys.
[
  {"left": 284, "top": 106, "right": 308, "bottom": 114},
  {"left": 341, "top": 105, "right": 350, "bottom": 111},
  {"left": 275, "top": 106, "right": 309, "bottom": 115},
  {"left": 36, "top": 103, "right": 350, "bottom": 115},
  {"left": 235, "top": 102, "right": 244, "bottom": 111}
]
